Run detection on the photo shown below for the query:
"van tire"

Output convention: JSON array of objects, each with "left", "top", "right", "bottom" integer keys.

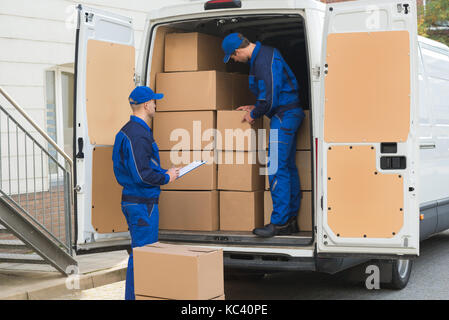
[{"left": 386, "top": 259, "right": 413, "bottom": 290}]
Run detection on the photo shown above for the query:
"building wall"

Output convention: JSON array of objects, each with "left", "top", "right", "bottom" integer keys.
[
  {"left": 0, "top": 0, "right": 186, "bottom": 195},
  {"left": 0, "top": 0, "right": 185, "bottom": 126}
]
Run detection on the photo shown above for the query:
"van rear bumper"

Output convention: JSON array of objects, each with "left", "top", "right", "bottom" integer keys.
[{"left": 224, "top": 252, "right": 316, "bottom": 272}]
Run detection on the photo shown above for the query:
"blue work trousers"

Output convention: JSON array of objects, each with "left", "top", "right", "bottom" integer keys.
[
  {"left": 121, "top": 201, "right": 159, "bottom": 300},
  {"left": 267, "top": 108, "right": 304, "bottom": 225}
]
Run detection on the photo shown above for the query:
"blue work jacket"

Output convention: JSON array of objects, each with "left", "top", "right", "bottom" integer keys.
[
  {"left": 249, "top": 42, "right": 300, "bottom": 119},
  {"left": 112, "top": 115, "right": 169, "bottom": 200}
]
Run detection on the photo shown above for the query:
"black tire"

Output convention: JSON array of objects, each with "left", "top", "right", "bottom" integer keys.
[{"left": 386, "top": 259, "right": 413, "bottom": 290}]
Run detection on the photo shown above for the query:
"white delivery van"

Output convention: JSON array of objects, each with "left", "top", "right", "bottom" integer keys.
[{"left": 73, "top": 0, "right": 449, "bottom": 289}]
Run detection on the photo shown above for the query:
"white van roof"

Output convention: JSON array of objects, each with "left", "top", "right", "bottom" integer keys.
[{"left": 148, "top": 0, "right": 325, "bottom": 21}]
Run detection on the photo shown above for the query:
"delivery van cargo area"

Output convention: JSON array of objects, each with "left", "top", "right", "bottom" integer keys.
[{"left": 146, "top": 14, "right": 314, "bottom": 248}]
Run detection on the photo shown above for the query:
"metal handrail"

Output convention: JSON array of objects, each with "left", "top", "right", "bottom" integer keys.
[
  {"left": 0, "top": 87, "right": 74, "bottom": 255},
  {"left": 0, "top": 87, "right": 73, "bottom": 168}
]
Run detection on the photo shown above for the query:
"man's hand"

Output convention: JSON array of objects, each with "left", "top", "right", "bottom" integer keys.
[
  {"left": 242, "top": 111, "right": 255, "bottom": 124},
  {"left": 236, "top": 105, "right": 255, "bottom": 112},
  {"left": 167, "top": 167, "right": 180, "bottom": 183}
]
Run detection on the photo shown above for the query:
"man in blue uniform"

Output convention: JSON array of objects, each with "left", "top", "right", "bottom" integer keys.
[
  {"left": 112, "top": 86, "right": 179, "bottom": 300},
  {"left": 222, "top": 33, "right": 305, "bottom": 237}
]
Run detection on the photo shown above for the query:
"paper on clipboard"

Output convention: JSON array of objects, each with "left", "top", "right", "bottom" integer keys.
[{"left": 178, "top": 160, "right": 207, "bottom": 178}]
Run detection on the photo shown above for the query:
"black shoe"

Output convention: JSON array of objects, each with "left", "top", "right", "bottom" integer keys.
[
  {"left": 287, "top": 216, "right": 300, "bottom": 233},
  {"left": 253, "top": 222, "right": 292, "bottom": 238}
]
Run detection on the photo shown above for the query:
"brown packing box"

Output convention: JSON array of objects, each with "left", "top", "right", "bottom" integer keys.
[
  {"left": 217, "top": 151, "right": 265, "bottom": 191},
  {"left": 164, "top": 32, "right": 226, "bottom": 73},
  {"left": 159, "top": 191, "right": 219, "bottom": 231},
  {"left": 153, "top": 111, "right": 216, "bottom": 151},
  {"left": 133, "top": 242, "right": 224, "bottom": 300},
  {"left": 264, "top": 190, "right": 313, "bottom": 231},
  {"left": 159, "top": 151, "right": 217, "bottom": 190},
  {"left": 216, "top": 110, "right": 263, "bottom": 151},
  {"left": 136, "top": 294, "right": 225, "bottom": 300},
  {"left": 232, "top": 73, "right": 257, "bottom": 107},
  {"left": 156, "top": 71, "right": 234, "bottom": 111},
  {"left": 264, "top": 151, "right": 312, "bottom": 191},
  {"left": 220, "top": 191, "right": 264, "bottom": 231},
  {"left": 263, "top": 110, "right": 311, "bottom": 150}
]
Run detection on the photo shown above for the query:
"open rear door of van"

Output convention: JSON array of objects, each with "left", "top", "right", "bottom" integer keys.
[
  {"left": 318, "top": 0, "right": 419, "bottom": 258},
  {"left": 74, "top": 5, "right": 135, "bottom": 253}
]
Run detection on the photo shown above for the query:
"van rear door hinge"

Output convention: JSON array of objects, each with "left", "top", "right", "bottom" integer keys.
[
  {"left": 134, "top": 73, "right": 141, "bottom": 85},
  {"left": 312, "top": 66, "right": 321, "bottom": 79}
]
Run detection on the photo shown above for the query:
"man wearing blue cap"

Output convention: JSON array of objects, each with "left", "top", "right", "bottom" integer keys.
[
  {"left": 112, "top": 86, "right": 179, "bottom": 300},
  {"left": 222, "top": 33, "right": 305, "bottom": 238}
]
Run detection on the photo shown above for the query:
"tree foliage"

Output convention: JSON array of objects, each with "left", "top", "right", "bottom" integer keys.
[{"left": 418, "top": 0, "right": 449, "bottom": 47}]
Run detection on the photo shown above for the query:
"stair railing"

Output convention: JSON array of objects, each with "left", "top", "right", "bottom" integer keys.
[{"left": 0, "top": 87, "right": 73, "bottom": 255}]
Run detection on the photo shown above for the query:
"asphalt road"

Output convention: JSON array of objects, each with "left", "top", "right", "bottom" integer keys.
[
  {"left": 224, "top": 230, "right": 449, "bottom": 300},
  {"left": 56, "top": 230, "right": 449, "bottom": 300}
]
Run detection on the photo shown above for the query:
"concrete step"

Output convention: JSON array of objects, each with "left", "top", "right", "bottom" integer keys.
[
  {"left": 0, "top": 252, "right": 46, "bottom": 264},
  {"left": 0, "top": 239, "right": 27, "bottom": 250}
]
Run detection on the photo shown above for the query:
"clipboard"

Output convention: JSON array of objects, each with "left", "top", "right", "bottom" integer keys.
[{"left": 177, "top": 160, "right": 207, "bottom": 179}]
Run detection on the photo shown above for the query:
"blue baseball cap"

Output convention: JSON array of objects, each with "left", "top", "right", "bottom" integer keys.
[
  {"left": 222, "top": 33, "right": 244, "bottom": 63},
  {"left": 128, "top": 86, "right": 163, "bottom": 105}
]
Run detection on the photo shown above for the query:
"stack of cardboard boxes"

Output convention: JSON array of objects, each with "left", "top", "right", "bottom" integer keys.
[
  {"left": 153, "top": 32, "right": 256, "bottom": 232},
  {"left": 134, "top": 242, "right": 224, "bottom": 300},
  {"left": 263, "top": 111, "right": 313, "bottom": 231}
]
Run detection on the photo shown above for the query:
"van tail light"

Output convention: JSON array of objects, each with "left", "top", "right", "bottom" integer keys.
[{"left": 204, "top": 0, "right": 242, "bottom": 10}]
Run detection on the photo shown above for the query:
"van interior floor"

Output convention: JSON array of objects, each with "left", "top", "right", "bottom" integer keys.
[{"left": 159, "top": 230, "right": 313, "bottom": 246}]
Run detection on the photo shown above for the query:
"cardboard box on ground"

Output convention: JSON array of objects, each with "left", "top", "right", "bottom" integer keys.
[{"left": 133, "top": 242, "right": 224, "bottom": 300}]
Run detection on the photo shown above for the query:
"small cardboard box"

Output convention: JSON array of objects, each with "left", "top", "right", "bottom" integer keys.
[
  {"left": 217, "top": 151, "right": 265, "bottom": 191},
  {"left": 153, "top": 111, "right": 216, "bottom": 151},
  {"left": 264, "top": 151, "right": 312, "bottom": 191},
  {"left": 264, "top": 190, "right": 313, "bottom": 231},
  {"left": 133, "top": 243, "right": 224, "bottom": 300},
  {"left": 159, "top": 191, "right": 219, "bottom": 231},
  {"left": 159, "top": 151, "right": 217, "bottom": 190},
  {"left": 164, "top": 32, "right": 226, "bottom": 72},
  {"left": 220, "top": 191, "right": 264, "bottom": 231},
  {"left": 216, "top": 110, "right": 263, "bottom": 151},
  {"left": 156, "top": 71, "right": 234, "bottom": 111},
  {"left": 264, "top": 110, "right": 311, "bottom": 151}
]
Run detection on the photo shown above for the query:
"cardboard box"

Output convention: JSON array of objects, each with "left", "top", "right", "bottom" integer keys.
[
  {"left": 153, "top": 111, "right": 216, "bottom": 151},
  {"left": 217, "top": 151, "right": 265, "bottom": 191},
  {"left": 136, "top": 294, "right": 225, "bottom": 300},
  {"left": 216, "top": 110, "right": 263, "bottom": 151},
  {"left": 264, "top": 110, "right": 311, "bottom": 151},
  {"left": 297, "top": 110, "right": 311, "bottom": 150},
  {"left": 159, "top": 151, "right": 217, "bottom": 190},
  {"left": 133, "top": 242, "right": 224, "bottom": 300},
  {"left": 232, "top": 73, "right": 257, "bottom": 107},
  {"left": 296, "top": 151, "right": 312, "bottom": 191},
  {"left": 164, "top": 32, "right": 226, "bottom": 72},
  {"left": 156, "top": 71, "right": 234, "bottom": 111},
  {"left": 264, "top": 190, "right": 313, "bottom": 231},
  {"left": 220, "top": 191, "right": 264, "bottom": 231},
  {"left": 264, "top": 151, "right": 312, "bottom": 191},
  {"left": 159, "top": 191, "right": 219, "bottom": 231}
]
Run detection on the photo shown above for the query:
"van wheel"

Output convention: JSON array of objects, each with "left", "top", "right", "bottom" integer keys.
[{"left": 386, "top": 259, "right": 413, "bottom": 290}]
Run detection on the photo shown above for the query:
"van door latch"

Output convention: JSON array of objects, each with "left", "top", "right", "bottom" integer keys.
[
  {"left": 312, "top": 66, "right": 321, "bottom": 79},
  {"left": 76, "top": 137, "right": 84, "bottom": 159}
]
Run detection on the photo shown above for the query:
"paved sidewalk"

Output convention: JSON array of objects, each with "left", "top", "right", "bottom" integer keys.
[{"left": 0, "top": 250, "right": 129, "bottom": 300}]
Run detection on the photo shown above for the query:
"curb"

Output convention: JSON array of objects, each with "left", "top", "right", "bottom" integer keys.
[{"left": 1, "top": 266, "right": 127, "bottom": 300}]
